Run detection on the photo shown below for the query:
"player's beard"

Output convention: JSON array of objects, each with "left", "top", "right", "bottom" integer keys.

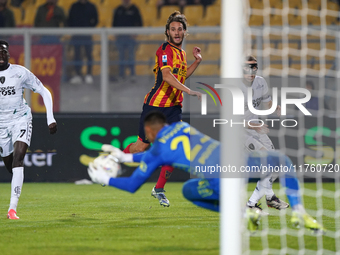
[{"left": 169, "top": 34, "right": 184, "bottom": 47}]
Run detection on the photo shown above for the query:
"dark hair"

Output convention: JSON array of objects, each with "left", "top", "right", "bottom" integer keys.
[
  {"left": 245, "top": 55, "right": 257, "bottom": 62},
  {"left": 165, "top": 11, "right": 188, "bottom": 40},
  {"left": 0, "top": 40, "right": 9, "bottom": 48},
  {"left": 144, "top": 111, "right": 167, "bottom": 126}
]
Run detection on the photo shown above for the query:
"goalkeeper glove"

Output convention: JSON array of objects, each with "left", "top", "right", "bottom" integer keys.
[{"left": 101, "top": 144, "right": 133, "bottom": 163}]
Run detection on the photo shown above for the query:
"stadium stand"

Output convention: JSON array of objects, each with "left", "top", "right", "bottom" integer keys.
[
  {"left": 213, "top": 0, "right": 220, "bottom": 6},
  {"left": 22, "top": 4, "right": 36, "bottom": 26},
  {"left": 97, "top": 4, "right": 113, "bottom": 27},
  {"left": 139, "top": 5, "right": 157, "bottom": 27},
  {"left": 10, "top": 0, "right": 340, "bottom": 77},
  {"left": 34, "top": 0, "right": 45, "bottom": 7},
  {"left": 136, "top": 44, "right": 158, "bottom": 62},
  {"left": 154, "top": 5, "right": 180, "bottom": 27},
  {"left": 183, "top": 5, "right": 204, "bottom": 26},
  {"left": 8, "top": 5, "right": 22, "bottom": 26},
  {"left": 204, "top": 43, "right": 220, "bottom": 61},
  {"left": 102, "top": 0, "right": 121, "bottom": 10},
  {"left": 90, "top": 0, "right": 102, "bottom": 5},
  {"left": 201, "top": 5, "right": 221, "bottom": 26},
  {"left": 250, "top": 0, "right": 264, "bottom": 9},
  {"left": 146, "top": 0, "right": 158, "bottom": 5},
  {"left": 185, "top": 43, "right": 207, "bottom": 62},
  {"left": 194, "top": 64, "right": 219, "bottom": 76},
  {"left": 248, "top": 14, "right": 263, "bottom": 26},
  {"left": 289, "top": 14, "right": 302, "bottom": 26}
]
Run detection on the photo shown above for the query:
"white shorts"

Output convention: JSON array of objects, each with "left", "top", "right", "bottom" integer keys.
[
  {"left": 244, "top": 130, "right": 274, "bottom": 151},
  {"left": 0, "top": 116, "right": 32, "bottom": 157}
]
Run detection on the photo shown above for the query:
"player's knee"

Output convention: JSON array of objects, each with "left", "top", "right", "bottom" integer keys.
[
  {"left": 5, "top": 165, "right": 12, "bottom": 174},
  {"left": 12, "top": 154, "right": 25, "bottom": 168}
]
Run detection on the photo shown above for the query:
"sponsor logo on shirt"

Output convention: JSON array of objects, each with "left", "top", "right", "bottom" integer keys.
[
  {"left": 0, "top": 86, "right": 15, "bottom": 96},
  {"left": 162, "top": 55, "right": 167, "bottom": 65}
]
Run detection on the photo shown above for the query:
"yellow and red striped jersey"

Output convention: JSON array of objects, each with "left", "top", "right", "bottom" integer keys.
[{"left": 144, "top": 41, "right": 187, "bottom": 107}]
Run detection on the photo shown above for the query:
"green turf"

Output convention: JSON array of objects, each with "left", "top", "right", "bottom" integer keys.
[
  {"left": 0, "top": 183, "right": 219, "bottom": 255},
  {"left": 0, "top": 182, "right": 338, "bottom": 255},
  {"left": 246, "top": 182, "right": 339, "bottom": 253}
]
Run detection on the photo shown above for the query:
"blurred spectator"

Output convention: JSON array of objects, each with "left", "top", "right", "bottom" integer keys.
[
  {"left": 157, "top": 0, "right": 186, "bottom": 12},
  {"left": 157, "top": 0, "right": 214, "bottom": 8},
  {"left": 68, "top": 0, "right": 98, "bottom": 84},
  {"left": 305, "top": 80, "right": 319, "bottom": 111},
  {"left": 10, "top": 0, "right": 24, "bottom": 7},
  {"left": 156, "top": 0, "right": 214, "bottom": 15},
  {"left": 0, "top": 0, "right": 15, "bottom": 27},
  {"left": 34, "top": 0, "right": 65, "bottom": 28},
  {"left": 113, "top": 0, "right": 142, "bottom": 81},
  {"left": 34, "top": 0, "right": 65, "bottom": 44}
]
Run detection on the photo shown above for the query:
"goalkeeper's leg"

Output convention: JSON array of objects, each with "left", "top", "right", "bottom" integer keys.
[
  {"left": 182, "top": 178, "right": 219, "bottom": 212},
  {"left": 182, "top": 178, "right": 261, "bottom": 232}
]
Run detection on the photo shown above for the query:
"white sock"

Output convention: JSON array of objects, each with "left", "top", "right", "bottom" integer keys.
[
  {"left": 263, "top": 176, "right": 275, "bottom": 200},
  {"left": 247, "top": 181, "right": 265, "bottom": 206},
  {"left": 8, "top": 167, "right": 24, "bottom": 212},
  {"left": 292, "top": 204, "right": 306, "bottom": 214}
]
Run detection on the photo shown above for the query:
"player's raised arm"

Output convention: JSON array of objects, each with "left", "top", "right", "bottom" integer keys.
[
  {"left": 161, "top": 67, "right": 202, "bottom": 100},
  {"left": 186, "top": 46, "right": 202, "bottom": 78},
  {"left": 101, "top": 144, "right": 144, "bottom": 163},
  {"left": 89, "top": 145, "right": 165, "bottom": 193}
]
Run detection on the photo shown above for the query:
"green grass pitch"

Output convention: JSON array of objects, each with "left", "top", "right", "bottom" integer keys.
[{"left": 0, "top": 182, "right": 337, "bottom": 254}]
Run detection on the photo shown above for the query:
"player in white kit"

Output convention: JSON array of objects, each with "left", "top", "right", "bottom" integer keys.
[
  {"left": 0, "top": 40, "right": 57, "bottom": 219},
  {"left": 242, "top": 55, "right": 289, "bottom": 214}
]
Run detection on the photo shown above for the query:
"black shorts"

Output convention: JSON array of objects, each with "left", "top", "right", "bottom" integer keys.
[{"left": 138, "top": 104, "right": 182, "bottom": 143}]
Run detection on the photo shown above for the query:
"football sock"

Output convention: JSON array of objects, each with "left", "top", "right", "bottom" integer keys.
[
  {"left": 9, "top": 167, "right": 24, "bottom": 212},
  {"left": 155, "top": 165, "right": 174, "bottom": 189},
  {"left": 123, "top": 143, "right": 132, "bottom": 153},
  {"left": 292, "top": 204, "right": 306, "bottom": 214},
  {"left": 247, "top": 180, "right": 265, "bottom": 206},
  {"left": 280, "top": 174, "right": 301, "bottom": 208},
  {"left": 263, "top": 176, "right": 275, "bottom": 200}
]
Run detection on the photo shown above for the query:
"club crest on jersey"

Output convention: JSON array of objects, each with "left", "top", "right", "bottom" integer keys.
[{"left": 0, "top": 76, "right": 5, "bottom": 84}]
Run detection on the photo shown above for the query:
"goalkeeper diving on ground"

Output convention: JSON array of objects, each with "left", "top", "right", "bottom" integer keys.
[{"left": 87, "top": 111, "right": 324, "bottom": 233}]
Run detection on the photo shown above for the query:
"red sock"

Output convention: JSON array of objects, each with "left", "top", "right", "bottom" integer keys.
[
  {"left": 123, "top": 143, "right": 132, "bottom": 153},
  {"left": 155, "top": 165, "right": 174, "bottom": 189}
]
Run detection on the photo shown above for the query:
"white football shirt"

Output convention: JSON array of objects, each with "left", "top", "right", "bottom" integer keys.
[
  {"left": 0, "top": 64, "right": 44, "bottom": 125},
  {"left": 240, "top": 75, "right": 271, "bottom": 122}
]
